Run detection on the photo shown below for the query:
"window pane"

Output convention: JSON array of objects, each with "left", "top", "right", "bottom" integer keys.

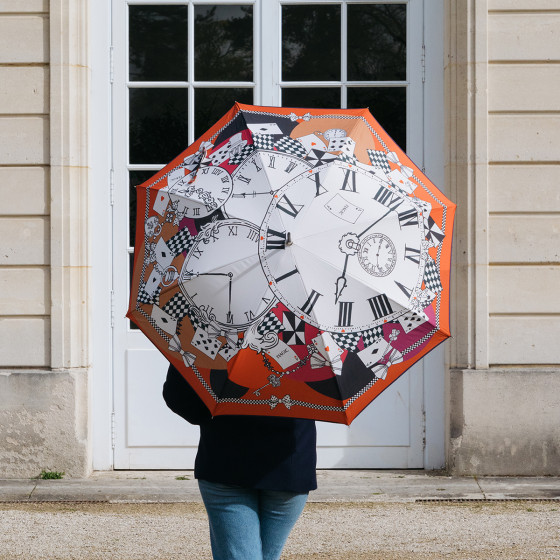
[
  {"left": 282, "top": 5, "right": 341, "bottom": 82},
  {"left": 129, "top": 88, "right": 188, "bottom": 164},
  {"left": 194, "top": 5, "right": 253, "bottom": 81},
  {"left": 347, "top": 87, "right": 406, "bottom": 150},
  {"left": 129, "top": 5, "right": 188, "bottom": 82},
  {"left": 195, "top": 88, "right": 253, "bottom": 138},
  {"left": 129, "top": 170, "right": 159, "bottom": 247},
  {"left": 282, "top": 87, "right": 340, "bottom": 109},
  {"left": 347, "top": 4, "right": 406, "bottom": 81}
]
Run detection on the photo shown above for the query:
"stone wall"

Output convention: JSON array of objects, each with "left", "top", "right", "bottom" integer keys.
[
  {"left": 446, "top": 0, "right": 560, "bottom": 474},
  {"left": 0, "top": 0, "right": 90, "bottom": 478},
  {"left": 0, "top": 1, "right": 50, "bottom": 367}
]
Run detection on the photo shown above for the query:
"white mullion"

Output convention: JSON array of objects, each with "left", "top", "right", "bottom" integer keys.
[
  {"left": 341, "top": 0, "right": 347, "bottom": 108},
  {"left": 192, "top": 0, "right": 254, "bottom": 4},
  {"left": 188, "top": 1, "right": 195, "bottom": 144},
  {"left": 127, "top": 81, "right": 188, "bottom": 88},
  {"left": 128, "top": 81, "right": 256, "bottom": 88},
  {"left": 127, "top": 1, "right": 188, "bottom": 5},
  {"left": 127, "top": 164, "right": 165, "bottom": 171},
  {"left": 192, "top": 81, "right": 256, "bottom": 88}
]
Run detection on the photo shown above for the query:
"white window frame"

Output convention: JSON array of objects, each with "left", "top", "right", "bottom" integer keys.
[{"left": 91, "top": 0, "right": 445, "bottom": 471}]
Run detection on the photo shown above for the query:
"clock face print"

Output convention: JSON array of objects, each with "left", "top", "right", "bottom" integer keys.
[
  {"left": 259, "top": 161, "right": 429, "bottom": 333},
  {"left": 223, "top": 150, "right": 311, "bottom": 227},
  {"left": 167, "top": 165, "right": 233, "bottom": 219},
  {"left": 179, "top": 219, "right": 275, "bottom": 331},
  {"left": 358, "top": 233, "right": 397, "bottom": 277}
]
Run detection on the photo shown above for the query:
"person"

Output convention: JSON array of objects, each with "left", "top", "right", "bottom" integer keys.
[{"left": 163, "top": 363, "right": 317, "bottom": 560}]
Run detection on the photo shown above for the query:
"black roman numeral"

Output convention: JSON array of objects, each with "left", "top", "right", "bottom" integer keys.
[
  {"left": 398, "top": 208, "right": 419, "bottom": 228},
  {"left": 268, "top": 154, "right": 276, "bottom": 168},
  {"left": 311, "top": 172, "right": 327, "bottom": 197},
  {"left": 368, "top": 294, "right": 393, "bottom": 320},
  {"left": 237, "top": 174, "right": 251, "bottom": 184},
  {"left": 277, "top": 195, "right": 302, "bottom": 218},
  {"left": 251, "top": 158, "right": 262, "bottom": 172},
  {"left": 228, "top": 226, "right": 238, "bottom": 236},
  {"left": 275, "top": 267, "right": 299, "bottom": 283},
  {"left": 300, "top": 289, "right": 322, "bottom": 315},
  {"left": 373, "top": 186, "right": 404, "bottom": 211},
  {"left": 266, "top": 228, "right": 286, "bottom": 250},
  {"left": 395, "top": 280, "right": 413, "bottom": 299},
  {"left": 404, "top": 245, "right": 421, "bottom": 265},
  {"left": 338, "top": 301, "right": 353, "bottom": 327},
  {"left": 284, "top": 161, "right": 297, "bottom": 174},
  {"left": 246, "top": 228, "right": 259, "bottom": 242},
  {"left": 341, "top": 168, "right": 357, "bottom": 192}
]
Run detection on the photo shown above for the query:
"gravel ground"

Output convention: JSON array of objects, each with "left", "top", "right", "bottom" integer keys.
[{"left": 0, "top": 501, "right": 559, "bottom": 560}]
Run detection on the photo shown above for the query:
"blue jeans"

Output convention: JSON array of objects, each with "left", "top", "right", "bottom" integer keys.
[{"left": 198, "top": 479, "right": 308, "bottom": 560}]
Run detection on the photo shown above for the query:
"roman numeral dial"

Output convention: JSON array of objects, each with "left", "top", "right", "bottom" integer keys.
[{"left": 259, "top": 161, "right": 428, "bottom": 333}]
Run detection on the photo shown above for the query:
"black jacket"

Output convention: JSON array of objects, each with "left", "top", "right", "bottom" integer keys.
[{"left": 163, "top": 364, "right": 317, "bottom": 493}]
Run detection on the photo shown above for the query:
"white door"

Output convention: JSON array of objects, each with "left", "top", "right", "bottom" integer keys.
[{"left": 110, "top": 0, "right": 442, "bottom": 469}]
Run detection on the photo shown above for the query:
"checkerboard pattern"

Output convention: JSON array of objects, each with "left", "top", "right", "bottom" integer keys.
[
  {"left": 257, "top": 312, "right": 285, "bottom": 336},
  {"left": 229, "top": 144, "right": 254, "bottom": 165},
  {"left": 137, "top": 284, "right": 161, "bottom": 306},
  {"left": 162, "top": 292, "right": 189, "bottom": 320},
  {"left": 275, "top": 136, "right": 307, "bottom": 158},
  {"left": 331, "top": 331, "right": 361, "bottom": 352},
  {"left": 367, "top": 149, "right": 392, "bottom": 174},
  {"left": 252, "top": 134, "right": 275, "bottom": 150},
  {"left": 362, "top": 326, "right": 384, "bottom": 347},
  {"left": 166, "top": 228, "right": 194, "bottom": 257},
  {"left": 337, "top": 152, "right": 357, "bottom": 166},
  {"left": 423, "top": 258, "right": 443, "bottom": 292}
]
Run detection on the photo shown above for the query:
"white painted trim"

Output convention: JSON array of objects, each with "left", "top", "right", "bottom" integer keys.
[
  {"left": 91, "top": 0, "right": 115, "bottom": 471},
  {"left": 422, "top": 0, "right": 446, "bottom": 469}
]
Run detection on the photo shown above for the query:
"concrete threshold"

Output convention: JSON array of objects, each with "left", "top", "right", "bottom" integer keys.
[{"left": 0, "top": 470, "right": 559, "bottom": 504}]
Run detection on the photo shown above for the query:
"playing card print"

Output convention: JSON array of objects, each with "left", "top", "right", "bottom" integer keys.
[
  {"left": 191, "top": 327, "right": 223, "bottom": 359},
  {"left": 398, "top": 312, "right": 427, "bottom": 334},
  {"left": 150, "top": 305, "right": 177, "bottom": 336}
]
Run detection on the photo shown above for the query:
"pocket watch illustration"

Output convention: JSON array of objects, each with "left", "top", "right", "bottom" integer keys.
[
  {"left": 258, "top": 161, "right": 429, "bottom": 333},
  {"left": 167, "top": 165, "right": 233, "bottom": 219},
  {"left": 223, "top": 151, "right": 311, "bottom": 226},
  {"left": 179, "top": 218, "right": 275, "bottom": 331},
  {"left": 358, "top": 233, "right": 397, "bottom": 277}
]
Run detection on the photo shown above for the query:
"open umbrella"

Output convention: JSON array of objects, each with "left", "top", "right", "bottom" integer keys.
[{"left": 127, "top": 103, "right": 455, "bottom": 425}]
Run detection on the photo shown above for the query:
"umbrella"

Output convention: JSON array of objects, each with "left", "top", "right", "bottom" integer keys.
[{"left": 127, "top": 103, "right": 455, "bottom": 425}]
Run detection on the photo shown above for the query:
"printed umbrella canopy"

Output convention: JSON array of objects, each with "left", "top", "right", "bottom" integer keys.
[{"left": 127, "top": 103, "right": 456, "bottom": 425}]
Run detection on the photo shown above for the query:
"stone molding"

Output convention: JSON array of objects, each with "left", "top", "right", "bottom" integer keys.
[
  {"left": 49, "top": 0, "right": 91, "bottom": 369},
  {"left": 445, "top": 0, "right": 489, "bottom": 370}
]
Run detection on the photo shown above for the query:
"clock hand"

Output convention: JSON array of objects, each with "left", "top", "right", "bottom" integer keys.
[
  {"left": 356, "top": 207, "right": 393, "bottom": 239},
  {"left": 231, "top": 190, "right": 273, "bottom": 198},
  {"left": 335, "top": 254, "right": 349, "bottom": 304},
  {"left": 226, "top": 272, "right": 233, "bottom": 324}
]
